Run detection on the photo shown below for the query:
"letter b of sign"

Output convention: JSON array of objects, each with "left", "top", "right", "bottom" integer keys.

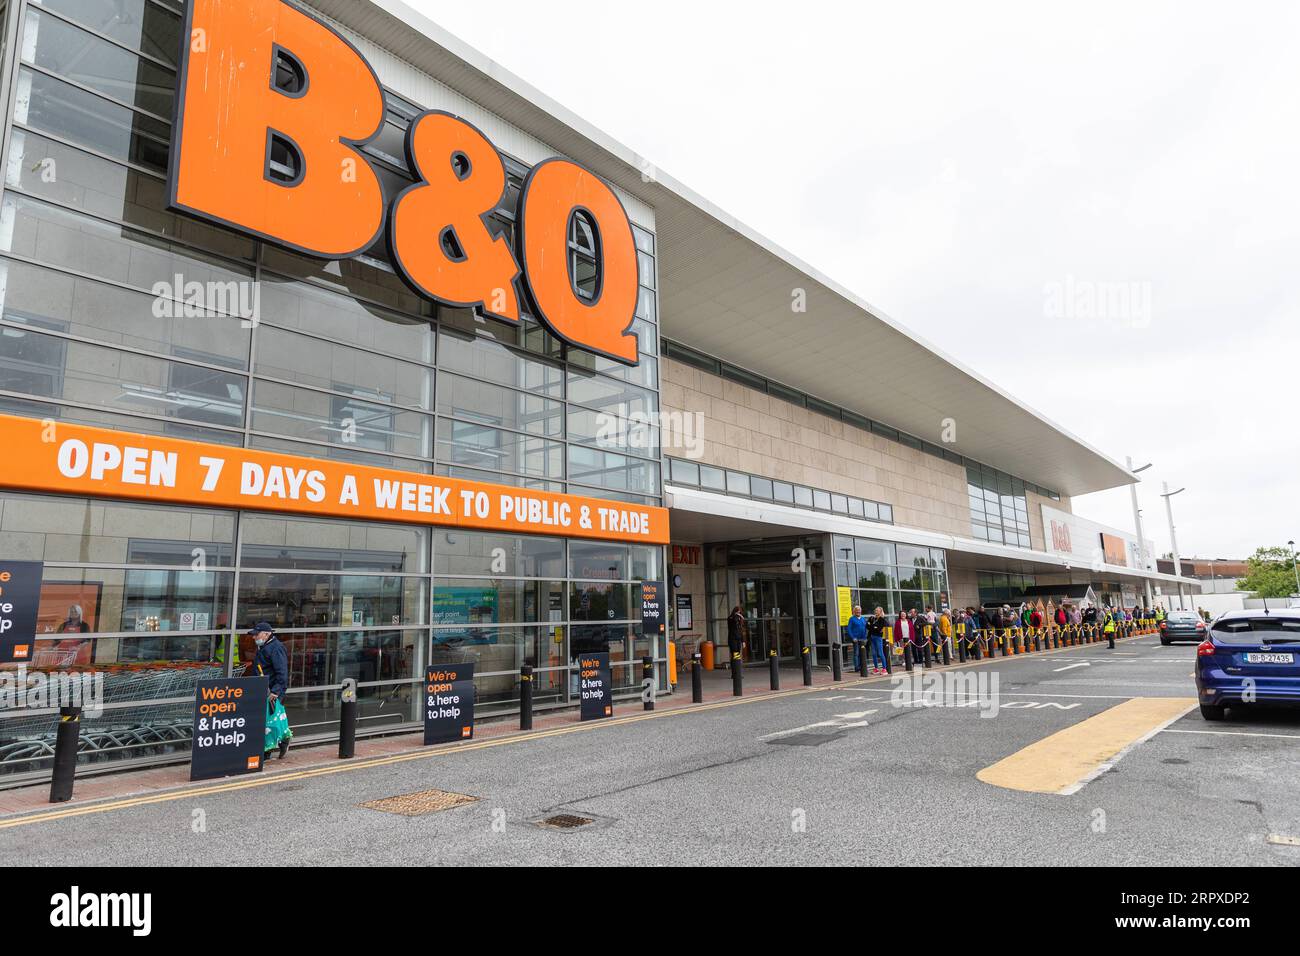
[{"left": 170, "top": 0, "right": 387, "bottom": 259}]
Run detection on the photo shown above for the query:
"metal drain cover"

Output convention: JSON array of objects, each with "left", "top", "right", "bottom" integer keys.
[
  {"left": 359, "top": 788, "right": 478, "bottom": 817},
  {"left": 528, "top": 809, "right": 617, "bottom": 832},
  {"left": 538, "top": 813, "right": 594, "bottom": 830}
]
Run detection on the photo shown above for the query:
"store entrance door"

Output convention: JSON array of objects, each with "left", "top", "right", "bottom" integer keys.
[{"left": 737, "top": 574, "right": 802, "bottom": 663}]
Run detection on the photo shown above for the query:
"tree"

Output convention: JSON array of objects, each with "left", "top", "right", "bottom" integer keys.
[{"left": 1235, "top": 546, "right": 1299, "bottom": 598}]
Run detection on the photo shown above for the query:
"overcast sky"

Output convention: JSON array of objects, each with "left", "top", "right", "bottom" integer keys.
[{"left": 409, "top": 0, "right": 1298, "bottom": 559}]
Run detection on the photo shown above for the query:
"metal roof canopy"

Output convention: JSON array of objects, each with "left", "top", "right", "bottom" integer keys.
[
  {"left": 667, "top": 485, "right": 1201, "bottom": 591},
  {"left": 310, "top": 0, "right": 1138, "bottom": 498}
]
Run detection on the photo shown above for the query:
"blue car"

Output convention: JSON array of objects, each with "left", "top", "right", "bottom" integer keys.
[{"left": 1196, "top": 609, "right": 1300, "bottom": 720}]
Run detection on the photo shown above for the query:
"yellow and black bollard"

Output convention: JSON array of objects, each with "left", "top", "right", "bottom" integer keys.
[{"left": 49, "top": 706, "right": 81, "bottom": 804}]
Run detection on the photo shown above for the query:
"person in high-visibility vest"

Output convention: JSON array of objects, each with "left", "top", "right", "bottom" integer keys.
[{"left": 213, "top": 634, "right": 241, "bottom": 669}]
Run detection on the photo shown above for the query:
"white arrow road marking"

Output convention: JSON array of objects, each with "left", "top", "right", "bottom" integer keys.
[
  {"left": 760, "top": 710, "right": 877, "bottom": 740},
  {"left": 758, "top": 721, "right": 839, "bottom": 741},
  {"left": 1053, "top": 662, "right": 1092, "bottom": 672}
]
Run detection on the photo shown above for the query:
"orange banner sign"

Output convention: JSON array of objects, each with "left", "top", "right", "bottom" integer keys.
[{"left": 0, "top": 414, "right": 669, "bottom": 545}]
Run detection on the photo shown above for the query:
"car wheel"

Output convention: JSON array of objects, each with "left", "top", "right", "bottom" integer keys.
[{"left": 1199, "top": 703, "right": 1225, "bottom": 721}]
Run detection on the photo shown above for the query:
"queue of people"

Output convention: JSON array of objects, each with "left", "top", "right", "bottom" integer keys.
[{"left": 841, "top": 599, "right": 1167, "bottom": 668}]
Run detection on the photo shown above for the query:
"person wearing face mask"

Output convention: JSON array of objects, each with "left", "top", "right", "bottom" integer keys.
[{"left": 247, "top": 622, "right": 292, "bottom": 760}]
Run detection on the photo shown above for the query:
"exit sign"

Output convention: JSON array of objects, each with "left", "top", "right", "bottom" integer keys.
[{"left": 671, "top": 545, "right": 701, "bottom": 566}]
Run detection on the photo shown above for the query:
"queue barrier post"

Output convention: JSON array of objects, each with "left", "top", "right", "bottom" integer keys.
[
  {"left": 643, "top": 656, "right": 656, "bottom": 711},
  {"left": 49, "top": 706, "right": 81, "bottom": 804},
  {"left": 904, "top": 642, "right": 914, "bottom": 671},
  {"left": 339, "top": 679, "right": 358, "bottom": 758}
]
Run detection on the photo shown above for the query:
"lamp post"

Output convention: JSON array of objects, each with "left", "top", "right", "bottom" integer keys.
[
  {"left": 1289, "top": 540, "right": 1300, "bottom": 599},
  {"left": 1127, "top": 458, "right": 1154, "bottom": 607},
  {"left": 1161, "top": 483, "right": 1186, "bottom": 610}
]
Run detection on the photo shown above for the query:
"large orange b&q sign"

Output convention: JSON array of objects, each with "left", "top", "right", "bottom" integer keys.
[
  {"left": 0, "top": 415, "right": 669, "bottom": 545},
  {"left": 170, "top": 0, "right": 641, "bottom": 365}
]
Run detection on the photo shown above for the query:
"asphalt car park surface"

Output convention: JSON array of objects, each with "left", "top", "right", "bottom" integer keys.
[{"left": 2, "top": 635, "right": 1296, "bottom": 866}]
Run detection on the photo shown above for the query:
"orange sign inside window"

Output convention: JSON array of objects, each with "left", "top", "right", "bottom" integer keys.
[
  {"left": 171, "top": 0, "right": 642, "bottom": 365},
  {"left": 0, "top": 415, "right": 669, "bottom": 545}
]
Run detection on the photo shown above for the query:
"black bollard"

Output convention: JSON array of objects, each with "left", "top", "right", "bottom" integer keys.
[
  {"left": 339, "top": 680, "right": 358, "bottom": 758},
  {"left": 832, "top": 644, "right": 843, "bottom": 681},
  {"left": 958, "top": 635, "right": 967, "bottom": 663},
  {"left": 801, "top": 645, "right": 813, "bottom": 686},
  {"left": 692, "top": 652, "right": 704, "bottom": 703},
  {"left": 884, "top": 643, "right": 894, "bottom": 674},
  {"left": 1108, "top": 630, "right": 1116, "bottom": 650},
  {"left": 770, "top": 649, "right": 781, "bottom": 690},
  {"left": 1001, "top": 632, "right": 1011, "bottom": 657},
  {"left": 518, "top": 665, "right": 534, "bottom": 730},
  {"left": 859, "top": 643, "right": 869, "bottom": 678},
  {"left": 732, "top": 651, "right": 743, "bottom": 697},
  {"left": 643, "top": 656, "right": 655, "bottom": 711},
  {"left": 49, "top": 706, "right": 81, "bottom": 804},
  {"left": 941, "top": 638, "right": 951, "bottom": 666},
  {"left": 904, "top": 642, "right": 914, "bottom": 671}
]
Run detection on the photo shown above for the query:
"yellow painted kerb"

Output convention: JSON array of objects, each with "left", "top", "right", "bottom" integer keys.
[{"left": 977, "top": 696, "right": 1195, "bottom": 795}]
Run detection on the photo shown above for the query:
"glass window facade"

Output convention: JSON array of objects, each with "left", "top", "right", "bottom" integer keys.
[
  {"left": 0, "top": 3, "right": 665, "bottom": 783},
  {"left": 967, "top": 464, "right": 1031, "bottom": 549},
  {"left": 977, "top": 571, "right": 1037, "bottom": 606},
  {"left": 666, "top": 457, "right": 893, "bottom": 524},
  {"left": 831, "top": 535, "right": 949, "bottom": 623}
]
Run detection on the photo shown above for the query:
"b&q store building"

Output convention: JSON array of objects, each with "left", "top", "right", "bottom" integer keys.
[{"left": 0, "top": 0, "right": 1199, "bottom": 784}]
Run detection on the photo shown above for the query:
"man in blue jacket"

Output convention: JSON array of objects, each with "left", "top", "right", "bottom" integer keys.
[
  {"left": 248, "top": 622, "right": 291, "bottom": 760},
  {"left": 847, "top": 605, "right": 868, "bottom": 671}
]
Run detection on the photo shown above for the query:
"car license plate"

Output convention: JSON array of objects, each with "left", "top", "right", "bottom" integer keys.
[{"left": 1244, "top": 652, "right": 1295, "bottom": 664}]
